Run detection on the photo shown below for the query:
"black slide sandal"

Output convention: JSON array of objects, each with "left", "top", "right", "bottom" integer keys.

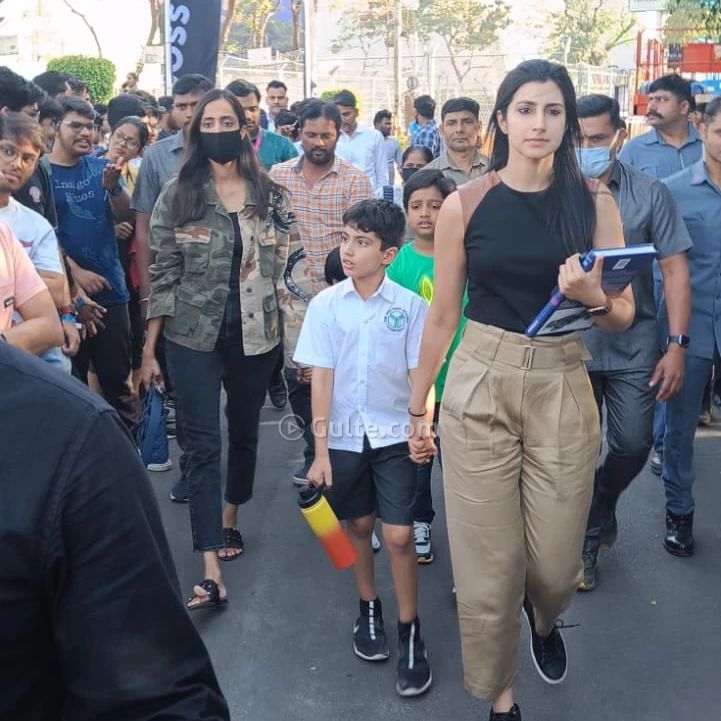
[
  {"left": 187, "top": 579, "right": 228, "bottom": 611},
  {"left": 219, "top": 528, "right": 244, "bottom": 562}
]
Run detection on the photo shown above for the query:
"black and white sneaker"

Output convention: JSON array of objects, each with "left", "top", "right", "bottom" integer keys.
[
  {"left": 413, "top": 521, "right": 434, "bottom": 564},
  {"left": 522, "top": 598, "right": 571, "bottom": 684},
  {"left": 353, "top": 599, "right": 390, "bottom": 662},
  {"left": 396, "top": 617, "right": 432, "bottom": 697},
  {"left": 489, "top": 703, "right": 522, "bottom": 720}
]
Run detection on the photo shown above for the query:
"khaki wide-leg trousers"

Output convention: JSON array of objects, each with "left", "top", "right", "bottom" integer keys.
[{"left": 440, "top": 321, "right": 601, "bottom": 701}]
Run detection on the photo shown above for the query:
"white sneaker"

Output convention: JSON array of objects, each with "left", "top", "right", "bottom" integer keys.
[
  {"left": 371, "top": 529, "right": 381, "bottom": 553},
  {"left": 413, "top": 521, "right": 433, "bottom": 564},
  {"left": 147, "top": 459, "right": 173, "bottom": 472}
]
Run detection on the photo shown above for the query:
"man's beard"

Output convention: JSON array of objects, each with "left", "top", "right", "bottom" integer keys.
[{"left": 306, "top": 148, "right": 334, "bottom": 165}]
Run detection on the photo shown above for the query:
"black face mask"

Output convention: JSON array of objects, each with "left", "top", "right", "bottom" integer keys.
[
  {"left": 200, "top": 130, "right": 244, "bottom": 164},
  {"left": 401, "top": 166, "right": 420, "bottom": 183}
]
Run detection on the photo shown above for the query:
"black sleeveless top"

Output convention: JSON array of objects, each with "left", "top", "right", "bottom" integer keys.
[{"left": 463, "top": 173, "right": 569, "bottom": 334}]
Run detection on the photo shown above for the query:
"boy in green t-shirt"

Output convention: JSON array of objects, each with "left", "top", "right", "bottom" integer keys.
[{"left": 386, "top": 168, "right": 464, "bottom": 564}]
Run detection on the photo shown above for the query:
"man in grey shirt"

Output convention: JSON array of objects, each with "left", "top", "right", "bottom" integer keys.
[
  {"left": 132, "top": 73, "right": 213, "bottom": 311},
  {"left": 575, "top": 95, "right": 692, "bottom": 591},
  {"left": 424, "top": 97, "right": 487, "bottom": 186},
  {"left": 132, "top": 73, "right": 213, "bottom": 503}
]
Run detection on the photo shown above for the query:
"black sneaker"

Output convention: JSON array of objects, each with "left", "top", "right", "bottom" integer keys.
[
  {"left": 353, "top": 599, "right": 389, "bottom": 662},
  {"left": 522, "top": 598, "right": 571, "bottom": 684},
  {"left": 578, "top": 538, "right": 599, "bottom": 592},
  {"left": 598, "top": 496, "right": 618, "bottom": 548},
  {"left": 396, "top": 617, "right": 432, "bottom": 697},
  {"left": 663, "top": 511, "right": 694, "bottom": 557},
  {"left": 489, "top": 703, "right": 522, "bottom": 720}
]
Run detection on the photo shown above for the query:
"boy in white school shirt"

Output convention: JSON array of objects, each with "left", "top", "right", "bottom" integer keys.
[{"left": 293, "top": 199, "right": 433, "bottom": 698}]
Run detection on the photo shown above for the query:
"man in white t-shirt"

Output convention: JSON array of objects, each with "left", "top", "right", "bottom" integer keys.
[
  {"left": 0, "top": 112, "right": 78, "bottom": 368},
  {"left": 334, "top": 90, "right": 387, "bottom": 194}
]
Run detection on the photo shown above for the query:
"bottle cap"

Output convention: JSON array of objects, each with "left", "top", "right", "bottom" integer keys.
[{"left": 298, "top": 484, "right": 322, "bottom": 509}]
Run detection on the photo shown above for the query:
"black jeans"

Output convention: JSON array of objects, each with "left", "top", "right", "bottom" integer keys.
[
  {"left": 585, "top": 367, "right": 656, "bottom": 545},
  {"left": 285, "top": 367, "right": 314, "bottom": 466},
  {"left": 72, "top": 302, "right": 137, "bottom": 428},
  {"left": 165, "top": 338, "right": 279, "bottom": 552}
]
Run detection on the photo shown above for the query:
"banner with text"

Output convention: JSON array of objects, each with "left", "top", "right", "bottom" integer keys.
[{"left": 167, "top": 0, "right": 222, "bottom": 89}]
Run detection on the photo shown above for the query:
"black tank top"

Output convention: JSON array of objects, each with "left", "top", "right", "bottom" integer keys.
[{"left": 463, "top": 172, "right": 569, "bottom": 334}]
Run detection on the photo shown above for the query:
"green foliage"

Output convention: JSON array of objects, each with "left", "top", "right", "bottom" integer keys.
[
  {"left": 544, "top": 0, "right": 636, "bottom": 66},
  {"left": 47, "top": 55, "right": 116, "bottom": 103},
  {"left": 226, "top": 0, "right": 280, "bottom": 50},
  {"left": 331, "top": 0, "right": 511, "bottom": 83},
  {"left": 665, "top": 0, "right": 721, "bottom": 42}
]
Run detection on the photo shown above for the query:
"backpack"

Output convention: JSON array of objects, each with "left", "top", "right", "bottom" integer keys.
[{"left": 133, "top": 385, "right": 171, "bottom": 470}]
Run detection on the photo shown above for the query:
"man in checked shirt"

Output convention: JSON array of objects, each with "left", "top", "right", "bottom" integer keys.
[{"left": 270, "top": 99, "right": 372, "bottom": 485}]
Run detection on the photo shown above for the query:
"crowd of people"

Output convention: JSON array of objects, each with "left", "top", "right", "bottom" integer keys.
[{"left": 0, "top": 57, "right": 719, "bottom": 721}]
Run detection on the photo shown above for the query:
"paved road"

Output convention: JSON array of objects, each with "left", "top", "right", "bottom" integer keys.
[{"left": 151, "top": 402, "right": 721, "bottom": 721}]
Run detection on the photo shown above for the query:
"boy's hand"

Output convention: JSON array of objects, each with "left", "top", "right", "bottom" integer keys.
[
  {"left": 296, "top": 366, "right": 313, "bottom": 383},
  {"left": 307, "top": 456, "right": 332, "bottom": 488},
  {"left": 408, "top": 415, "right": 436, "bottom": 464}
]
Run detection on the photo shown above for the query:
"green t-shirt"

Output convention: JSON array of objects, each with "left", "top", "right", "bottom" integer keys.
[{"left": 386, "top": 242, "right": 466, "bottom": 399}]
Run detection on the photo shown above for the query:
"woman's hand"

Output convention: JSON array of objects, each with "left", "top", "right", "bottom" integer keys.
[
  {"left": 558, "top": 254, "right": 607, "bottom": 308},
  {"left": 139, "top": 353, "right": 164, "bottom": 392},
  {"left": 408, "top": 413, "right": 437, "bottom": 464}
]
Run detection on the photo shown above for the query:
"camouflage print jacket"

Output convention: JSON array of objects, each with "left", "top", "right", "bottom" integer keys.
[{"left": 148, "top": 178, "right": 292, "bottom": 353}]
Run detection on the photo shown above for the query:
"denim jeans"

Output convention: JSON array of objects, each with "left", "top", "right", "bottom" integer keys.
[
  {"left": 165, "top": 338, "right": 280, "bottom": 552},
  {"left": 413, "top": 403, "right": 441, "bottom": 524},
  {"left": 662, "top": 351, "right": 719, "bottom": 515},
  {"left": 585, "top": 367, "right": 655, "bottom": 543}
]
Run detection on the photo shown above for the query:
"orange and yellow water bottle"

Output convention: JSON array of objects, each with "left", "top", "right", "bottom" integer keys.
[{"left": 298, "top": 485, "right": 357, "bottom": 570}]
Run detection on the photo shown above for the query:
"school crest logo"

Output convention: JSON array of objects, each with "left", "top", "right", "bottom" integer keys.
[{"left": 384, "top": 307, "right": 408, "bottom": 332}]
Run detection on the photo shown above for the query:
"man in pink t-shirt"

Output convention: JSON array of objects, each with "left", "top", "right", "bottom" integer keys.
[{"left": 0, "top": 223, "right": 63, "bottom": 354}]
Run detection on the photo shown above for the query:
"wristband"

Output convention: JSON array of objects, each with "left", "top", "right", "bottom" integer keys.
[
  {"left": 59, "top": 304, "right": 75, "bottom": 316},
  {"left": 408, "top": 407, "right": 427, "bottom": 418},
  {"left": 108, "top": 185, "right": 123, "bottom": 197},
  {"left": 74, "top": 297, "right": 87, "bottom": 311},
  {"left": 61, "top": 314, "right": 76, "bottom": 323}
]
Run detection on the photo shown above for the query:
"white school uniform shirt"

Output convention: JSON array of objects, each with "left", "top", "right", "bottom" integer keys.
[
  {"left": 293, "top": 275, "right": 428, "bottom": 452},
  {"left": 336, "top": 124, "right": 387, "bottom": 194}
]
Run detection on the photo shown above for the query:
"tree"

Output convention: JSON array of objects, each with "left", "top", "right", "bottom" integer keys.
[
  {"left": 331, "top": 0, "right": 511, "bottom": 82},
  {"left": 544, "top": 0, "right": 636, "bottom": 66},
  {"left": 665, "top": 0, "right": 721, "bottom": 42},
  {"left": 330, "top": 0, "right": 396, "bottom": 68},
  {"left": 415, "top": 0, "right": 511, "bottom": 85},
  {"left": 60, "top": 0, "right": 102, "bottom": 58},
  {"left": 47, "top": 56, "right": 116, "bottom": 103},
  {"left": 226, "top": 0, "right": 281, "bottom": 50}
]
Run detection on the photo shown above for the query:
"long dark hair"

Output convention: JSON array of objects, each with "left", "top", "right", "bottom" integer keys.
[
  {"left": 486, "top": 59, "right": 595, "bottom": 256},
  {"left": 172, "top": 88, "right": 283, "bottom": 226}
]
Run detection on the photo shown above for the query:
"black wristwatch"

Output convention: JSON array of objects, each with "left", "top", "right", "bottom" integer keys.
[
  {"left": 667, "top": 334, "right": 690, "bottom": 349},
  {"left": 108, "top": 185, "right": 123, "bottom": 197}
]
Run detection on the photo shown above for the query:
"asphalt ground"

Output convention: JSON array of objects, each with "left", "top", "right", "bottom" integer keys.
[{"left": 150, "top": 402, "right": 721, "bottom": 721}]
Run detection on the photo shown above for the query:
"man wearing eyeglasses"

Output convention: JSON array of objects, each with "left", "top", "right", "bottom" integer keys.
[{"left": 49, "top": 96, "right": 137, "bottom": 427}]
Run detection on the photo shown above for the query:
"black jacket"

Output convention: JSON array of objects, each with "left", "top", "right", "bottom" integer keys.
[{"left": 0, "top": 343, "right": 229, "bottom": 720}]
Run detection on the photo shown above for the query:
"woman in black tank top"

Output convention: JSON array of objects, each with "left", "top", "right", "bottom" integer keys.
[{"left": 408, "top": 61, "right": 634, "bottom": 720}]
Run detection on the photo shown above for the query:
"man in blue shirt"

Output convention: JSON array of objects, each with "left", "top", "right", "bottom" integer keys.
[
  {"left": 411, "top": 95, "right": 441, "bottom": 159},
  {"left": 658, "top": 96, "right": 721, "bottom": 557},
  {"left": 619, "top": 74, "right": 703, "bottom": 179},
  {"left": 619, "top": 74, "right": 704, "bottom": 476},
  {"left": 50, "top": 96, "right": 137, "bottom": 427}
]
